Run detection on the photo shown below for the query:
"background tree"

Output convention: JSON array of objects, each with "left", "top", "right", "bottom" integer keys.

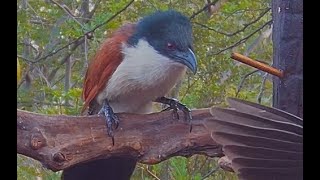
[
  {"left": 272, "top": 0, "right": 303, "bottom": 118},
  {"left": 17, "top": 0, "right": 273, "bottom": 179}
]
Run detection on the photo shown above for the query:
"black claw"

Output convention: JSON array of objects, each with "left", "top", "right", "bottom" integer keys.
[
  {"left": 111, "top": 137, "right": 115, "bottom": 146},
  {"left": 98, "top": 100, "right": 119, "bottom": 145},
  {"left": 155, "top": 97, "right": 193, "bottom": 125},
  {"left": 172, "top": 108, "right": 179, "bottom": 120},
  {"left": 161, "top": 107, "right": 171, "bottom": 112},
  {"left": 189, "top": 123, "right": 193, "bottom": 133}
]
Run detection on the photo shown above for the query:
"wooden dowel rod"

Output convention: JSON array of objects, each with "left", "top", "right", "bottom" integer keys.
[{"left": 231, "top": 52, "right": 284, "bottom": 78}]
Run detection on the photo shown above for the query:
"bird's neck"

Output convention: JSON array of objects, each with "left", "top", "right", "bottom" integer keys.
[{"left": 121, "top": 39, "right": 187, "bottom": 87}]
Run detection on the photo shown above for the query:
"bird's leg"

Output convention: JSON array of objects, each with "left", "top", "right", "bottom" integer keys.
[
  {"left": 155, "top": 97, "right": 192, "bottom": 132},
  {"left": 98, "top": 99, "right": 119, "bottom": 145}
]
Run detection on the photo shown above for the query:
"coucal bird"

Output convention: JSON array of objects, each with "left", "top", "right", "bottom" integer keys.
[{"left": 63, "top": 10, "right": 197, "bottom": 180}]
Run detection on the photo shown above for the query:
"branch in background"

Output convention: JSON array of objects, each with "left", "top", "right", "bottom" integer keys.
[
  {"left": 190, "top": 156, "right": 202, "bottom": 178},
  {"left": 257, "top": 72, "right": 268, "bottom": 103},
  {"left": 49, "top": 0, "right": 84, "bottom": 28},
  {"left": 210, "top": 20, "right": 272, "bottom": 55},
  {"left": 80, "top": 0, "right": 89, "bottom": 19},
  {"left": 35, "top": 66, "right": 51, "bottom": 87},
  {"left": 193, "top": 22, "right": 231, "bottom": 36},
  {"left": 27, "top": 2, "right": 47, "bottom": 28},
  {"left": 244, "top": 25, "right": 272, "bottom": 56},
  {"left": 22, "top": 0, "right": 27, "bottom": 9},
  {"left": 193, "top": 8, "right": 271, "bottom": 37},
  {"left": 18, "top": 41, "right": 40, "bottom": 54},
  {"left": 17, "top": 78, "right": 26, "bottom": 90},
  {"left": 225, "top": 7, "right": 270, "bottom": 36},
  {"left": 206, "top": 0, "right": 228, "bottom": 16},
  {"left": 29, "top": 19, "right": 51, "bottom": 26},
  {"left": 24, "top": 0, "right": 135, "bottom": 64},
  {"left": 189, "top": 0, "right": 219, "bottom": 19},
  {"left": 47, "top": 58, "right": 81, "bottom": 88},
  {"left": 226, "top": 8, "right": 271, "bottom": 15},
  {"left": 233, "top": 53, "right": 279, "bottom": 98},
  {"left": 84, "top": 35, "right": 89, "bottom": 66},
  {"left": 159, "top": 160, "right": 170, "bottom": 179},
  {"left": 17, "top": 64, "right": 36, "bottom": 90},
  {"left": 64, "top": 55, "right": 72, "bottom": 105},
  {"left": 47, "top": 39, "right": 84, "bottom": 82},
  {"left": 137, "top": 165, "right": 161, "bottom": 180},
  {"left": 43, "top": 16, "right": 67, "bottom": 57},
  {"left": 51, "top": 73, "right": 67, "bottom": 88},
  {"left": 180, "top": 75, "right": 197, "bottom": 101},
  {"left": 17, "top": 55, "right": 35, "bottom": 63},
  {"left": 85, "top": 0, "right": 134, "bottom": 34},
  {"left": 17, "top": 42, "right": 42, "bottom": 63},
  {"left": 87, "top": 0, "right": 103, "bottom": 21},
  {"left": 17, "top": 109, "right": 223, "bottom": 171},
  {"left": 235, "top": 70, "right": 259, "bottom": 97},
  {"left": 18, "top": 100, "right": 73, "bottom": 107},
  {"left": 201, "top": 166, "right": 219, "bottom": 180}
]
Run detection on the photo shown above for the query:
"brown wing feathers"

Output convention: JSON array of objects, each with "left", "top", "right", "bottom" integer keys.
[
  {"left": 206, "top": 98, "right": 303, "bottom": 180},
  {"left": 82, "top": 23, "right": 136, "bottom": 113}
]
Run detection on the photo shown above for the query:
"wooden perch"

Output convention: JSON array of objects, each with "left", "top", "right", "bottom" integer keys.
[
  {"left": 231, "top": 52, "right": 284, "bottom": 78},
  {"left": 17, "top": 109, "right": 224, "bottom": 172}
]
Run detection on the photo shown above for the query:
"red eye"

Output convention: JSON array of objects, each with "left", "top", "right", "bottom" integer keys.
[{"left": 167, "top": 43, "right": 175, "bottom": 50}]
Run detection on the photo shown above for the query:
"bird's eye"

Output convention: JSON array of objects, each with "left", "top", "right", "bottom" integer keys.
[{"left": 167, "top": 43, "right": 176, "bottom": 50}]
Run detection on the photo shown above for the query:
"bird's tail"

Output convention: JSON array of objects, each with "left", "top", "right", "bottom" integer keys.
[{"left": 205, "top": 98, "right": 303, "bottom": 180}]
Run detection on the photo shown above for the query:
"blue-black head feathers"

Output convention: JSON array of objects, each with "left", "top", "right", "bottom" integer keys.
[{"left": 128, "top": 10, "right": 197, "bottom": 73}]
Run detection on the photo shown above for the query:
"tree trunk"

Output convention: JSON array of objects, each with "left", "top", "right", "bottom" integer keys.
[{"left": 272, "top": 0, "right": 303, "bottom": 117}]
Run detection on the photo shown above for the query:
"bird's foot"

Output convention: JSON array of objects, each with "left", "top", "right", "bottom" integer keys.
[
  {"left": 155, "top": 97, "right": 192, "bottom": 132},
  {"left": 98, "top": 100, "right": 119, "bottom": 145}
]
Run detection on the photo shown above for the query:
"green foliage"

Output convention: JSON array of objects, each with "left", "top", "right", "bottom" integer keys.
[
  {"left": 132, "top": 156, "right": 238, "bottom": 179},
  {"left": 18, "top": 155, "right": 62, "bottom": 180},
  {"left": 17, "top": 0, "right": 273, "bottom": 179}
]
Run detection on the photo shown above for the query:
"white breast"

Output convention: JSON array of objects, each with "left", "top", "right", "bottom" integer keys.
[{"left": 96, "top": 39, "right": 186, "bottom": 114}]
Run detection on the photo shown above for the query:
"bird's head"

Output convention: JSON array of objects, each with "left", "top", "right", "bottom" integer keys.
[{"left": 127, "top": 10, "right": 197, "bottom": 74}]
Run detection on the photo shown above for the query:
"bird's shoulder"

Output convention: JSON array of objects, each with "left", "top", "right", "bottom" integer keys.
[{"left": 81, "top": 23, "right": 136, "bottom": 113}]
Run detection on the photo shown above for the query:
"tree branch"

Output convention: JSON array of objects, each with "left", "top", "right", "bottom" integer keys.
[
  {"left": 206, "top": 0, "right": 229, "bottom": 16},
  {"left": 244, "top": 25, "right": 272, "bottom": 56},
  {"left": 86, "top": 0, "right": 103, "bottom": 21},
  {"left": 193, "top": 8, "right": 271, "bottom": 37},
  {"left": 201, "top": 166, "right": 219, "bottom": 179},
  {"left": 235, "top": 69, "right": 259, "bottom": 97},
  {"left": 257, "top": 72, "right": 269, "bottom": 103},
  {"left": 28, "top": 0, "right": 134, "bottom": 64},
  {"left": 137, "top": 165, "right": 161, "bottom": 180},
  {"left": 189, "top": 0, "right": 219, "bottom": 19},
  {"left": 210, "top": 20, "right": 273, "bottom": 55},
  {"left": 49, "top": 0, "right": 84, "bottom": 28},
  {"left": 47, "top": 39, "right": 84, "bottom": 82},
  {"left": 17, "top": 108, "right": 223, "bottom": 171}
]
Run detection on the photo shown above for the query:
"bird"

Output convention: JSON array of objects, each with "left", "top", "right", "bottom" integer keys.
[{"left": 62, "top": 10, "right": 197, "bottom": 180}]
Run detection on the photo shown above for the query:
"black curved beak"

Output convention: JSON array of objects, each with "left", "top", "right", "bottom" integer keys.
[{"left": 173, "top": 48, "right": 197, "bottom": 74}]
